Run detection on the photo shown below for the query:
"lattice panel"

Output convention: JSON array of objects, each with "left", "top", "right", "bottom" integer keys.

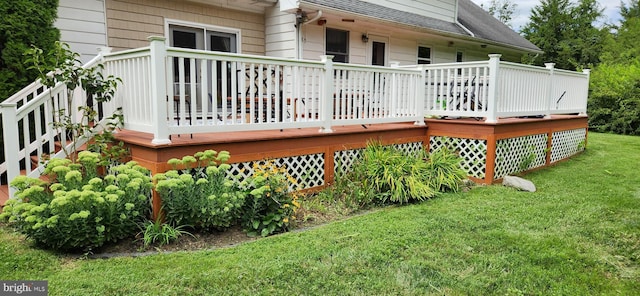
[
  {"left": 551, "top": 128, "right": 586, "bottom": 163},
  {"left": 334, "top": 142, "right": 424, "bottom": 176},
  {"left": 429, "top": 136, "right": 487, "bottom": 179},
  {"left": 393, "top": 142, "right": 424, "bottom": 158},
  {"left": 228, "top": 153, "right": 325, "bottom": 190},
  {"left": 494, "top": 134, "right": 548, "bottom": 179},
  {"left": 334, "top": 148, "right": 364, "bottom": 176}
]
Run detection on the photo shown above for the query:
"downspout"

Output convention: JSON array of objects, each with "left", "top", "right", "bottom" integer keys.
[
  {"left": 454, "top": 0, "right": 475, "bottom": 37},
  {"left": 303, "top": 10, "right": 323, "bottom": 25}
]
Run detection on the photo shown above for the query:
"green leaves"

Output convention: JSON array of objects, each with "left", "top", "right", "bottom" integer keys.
[
  {"left": 156, "top": 150, "right": 245, "bottom": 231},
  {"left": 0, "top": 0, "right": 59, "bottom": 100},
  {"left": 317, "top": 142, "right": 466, "bottom": 210},
  {"left": 241, "top": 161, "right": 299, "bottom": 237},
  {"left": 521, "top": 0, "right": 607, "bottom": 70},
  {"left": 1, "top": 160, "right": 152, "bottom": 251}
]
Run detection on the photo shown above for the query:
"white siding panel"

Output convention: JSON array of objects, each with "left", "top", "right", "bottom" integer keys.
[
  {"left": 57, "top": 0, "right": 107, "bottom": 63},
  {"left": 265, "top": 5, "right": 298, "bottom": 58},
  {"left": 56, "top": 19, "right": 106, "bottom": 35},
  {"left": 301, "top": 25, "right": 324, "bottom": 60},
  {"left": 389, "top": 37, "right": 416, "bottom": 65},
  {"left": 359, "top": 0, "right": 456, "bottom": 22}
]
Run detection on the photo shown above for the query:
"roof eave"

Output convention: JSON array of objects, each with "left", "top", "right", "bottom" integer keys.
[{"left": 298, "top": 2, "right": 541, "bottom": 55}]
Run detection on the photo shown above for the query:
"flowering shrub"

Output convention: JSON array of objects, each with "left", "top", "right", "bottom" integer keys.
[
  {"left": 154, "top": 150, "right": 245, "bottom": 230},
  {"left": 0, "top": 151, "right": 152, "bottom": 251},
  {"left": 241, "top": 160, "right": 300, "bottom": 237}
]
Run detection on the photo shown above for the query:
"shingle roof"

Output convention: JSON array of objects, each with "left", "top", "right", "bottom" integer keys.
[
  {"left": 457, "top": 0, "right": 541, "bottom": 52},
  {"left": 301, "top": 0, "right": 541, "bottom": 53}
]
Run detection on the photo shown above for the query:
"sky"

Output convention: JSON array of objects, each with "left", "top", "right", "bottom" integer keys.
[{"left": 470, "top": 0, "right": 624, "bottom": 31}]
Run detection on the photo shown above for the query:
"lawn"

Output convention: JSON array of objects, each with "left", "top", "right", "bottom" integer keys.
[{"left": 1, "top": 132, "right": 639, "bottom": 295}]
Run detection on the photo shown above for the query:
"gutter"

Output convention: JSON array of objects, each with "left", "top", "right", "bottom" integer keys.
[{"left": 454, "top": 0, "right": 475, "bottom": 37}]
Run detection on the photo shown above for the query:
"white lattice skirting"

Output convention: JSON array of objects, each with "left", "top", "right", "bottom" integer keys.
[
  {"left": 429, "top": 136, "right": 487, "bottom": 179},
  {"left": 334, "top": 142, "right": 424, "bottom": 176},
  {"left": 225, "top": 128, "right": 586, "bottom": 189},
  {"left": 551, "top": 128, "right": 587, "bottom": 163},
  {"left": 227, "top": 141, "right": 424, "bottom": 191},
  {"left": 228, "top": 153, "right": 325, "bottom": 191},
  {"left": 494, "top": 133, "right": 548, "bottom": 179}
]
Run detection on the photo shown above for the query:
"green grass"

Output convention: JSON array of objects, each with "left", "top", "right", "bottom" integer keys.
[{"left": 1, "top": 132, "right": 639, "bottom": 295}]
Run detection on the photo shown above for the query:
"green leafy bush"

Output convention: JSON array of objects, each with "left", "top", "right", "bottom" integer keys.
[
  {"left": 0, "top": 0, "right": 59, "bottom": 101},
  {"left": 316, "top": 142, "right": 466, "bottom": 208},
  {"left": 154, "top": 150, "right": 245, "bottom": 230},
  {"left": 588, "top": 61, "right": 640, "bottom": 135},
  {"left": 241, "top": 160, "right": 300, "bottom": 237},
  {"left": 0, "top": 151, "right": 152, "bottom": 251}
]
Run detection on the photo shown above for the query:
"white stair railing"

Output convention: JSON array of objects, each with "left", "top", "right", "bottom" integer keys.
[{"left": 0, "top": 49, "right": 110, "bottom": 196}]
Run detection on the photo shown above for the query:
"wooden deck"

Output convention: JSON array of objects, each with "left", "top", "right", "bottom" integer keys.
[{"left": 0, "top": 115, "right": 588, "bottom": 207}]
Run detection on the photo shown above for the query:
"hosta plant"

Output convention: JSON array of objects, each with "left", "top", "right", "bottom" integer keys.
[{"left": 0, "top": 151, "right": 152, "bottom": 251}]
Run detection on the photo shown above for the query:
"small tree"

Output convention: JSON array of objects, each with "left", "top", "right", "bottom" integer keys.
[
  {"left": 24, "top": 42, "right": 124, "bottom": 163},
  {"left": 521, "top": 0, "right": 606, "bottom": 70}
]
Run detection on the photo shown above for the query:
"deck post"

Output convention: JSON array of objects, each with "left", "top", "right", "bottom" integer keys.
[
  {"left": 580, "top": 69, "right": 591, "bottom": 115},
  {"left": 320, "top": 55, "right": 334, "bottom": 133},
  {"left": 0, "top": 103, "right": 20, "bottom": 198},
  {"left": 414, "top": 65, "right": 426, "bottom": 126},
  {"left": 485, "top": 54, "right": 501, "bottom": 123},
  {"left": 148, "top": 36, "right": 171, "bottom": 145},
  {"left": 544, "top": 63, "right": 555, "bottom": 119}
]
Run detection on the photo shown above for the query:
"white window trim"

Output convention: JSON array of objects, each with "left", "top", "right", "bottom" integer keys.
[
  {"left": 417, "top": 44, "right": 433, "bottom": 64},
  {"left": 164, "top": 19, "right": 242, "bottom": 52}
]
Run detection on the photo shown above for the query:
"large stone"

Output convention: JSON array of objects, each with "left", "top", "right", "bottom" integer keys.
[{"left": 502, "top": 176, "right": 536, "bottom": 192}]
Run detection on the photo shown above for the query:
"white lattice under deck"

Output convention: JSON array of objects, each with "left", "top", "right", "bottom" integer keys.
[
  {"left": 429, "top": 136, "right": 487, "bottom": 179},
  {"left": 228, "top": 153, "right": 325, "bottom": 190},
  {"left": 494, "top": 134, "right": 548, "bottom": 180},
  {"left": 333, "top": 142, "right": 424, "bottom": 176},
  {"left": 551, "top": 128, "right": 587, "bottom": 163}
]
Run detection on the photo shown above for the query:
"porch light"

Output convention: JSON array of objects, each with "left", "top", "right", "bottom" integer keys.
[{"left": 361, "top": 34, "right": 369, "bottom": 43}]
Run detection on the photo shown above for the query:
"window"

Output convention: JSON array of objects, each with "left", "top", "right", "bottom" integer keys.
[
  {"left": 168, "top": 23, "right": 237, "bottom": 52},
  {"left": 166, "top": 21, "right": 240, "bottom": 99},
  {"left": 417, "top": 46, "right": 432, "bottom": 64},
  {"left": 326, "top": 28, "right": 349, "bottom": 63}
]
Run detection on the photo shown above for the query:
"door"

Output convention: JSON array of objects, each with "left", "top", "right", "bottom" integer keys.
[{"left": 368, "top": 35, "right": 388, "bottom": 66}]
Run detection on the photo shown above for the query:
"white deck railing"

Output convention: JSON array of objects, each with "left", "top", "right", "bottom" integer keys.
[
  {"left": 1, "top": 38, "right": 590, "bottom": 192},
  {"left": 101, "top": 37, "right": 426, "bottom": 143},
  {"left": 422, "top": 54, "right": 590, "bottom": 122}
]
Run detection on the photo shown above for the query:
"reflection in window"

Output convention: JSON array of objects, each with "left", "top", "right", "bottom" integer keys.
[
  {"left": 418, "top": 46, "right": 432, "bottom": 64},
  {"left": 326, "top": 28, "right": 349, "bottom": 63}
]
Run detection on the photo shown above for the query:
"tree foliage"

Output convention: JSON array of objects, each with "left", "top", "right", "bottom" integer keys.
[
  {"left": 600, "top": 0, "right": 640, "bottom": 64},
  {"left": 521, "top": 0, "right": 607, "bottom": 70},
  {"left": 483, "top": 0, "right": 518, "bottom": 29},
  {"left": 0, "top": 0, "right": 59, "bottom": 101},
  {"left": 588, "top": 0, "right": 640, "bottom": 135}
]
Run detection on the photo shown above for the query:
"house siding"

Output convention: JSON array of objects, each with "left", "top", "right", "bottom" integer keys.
[
  {"left": 265, "top": 4, "right": 297, "bottom": 59},
  {"left": 299, "top": 15, "right": 524, "bottom": 66},
  {"left": 105, "top": 0, "right": 265, "bottom": 55},
  {"left": 56, "top": 0, "right": 107, "bottom": 63},
  {"left": 359, "top": 0, "right": 456, "bottom": 22}
]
